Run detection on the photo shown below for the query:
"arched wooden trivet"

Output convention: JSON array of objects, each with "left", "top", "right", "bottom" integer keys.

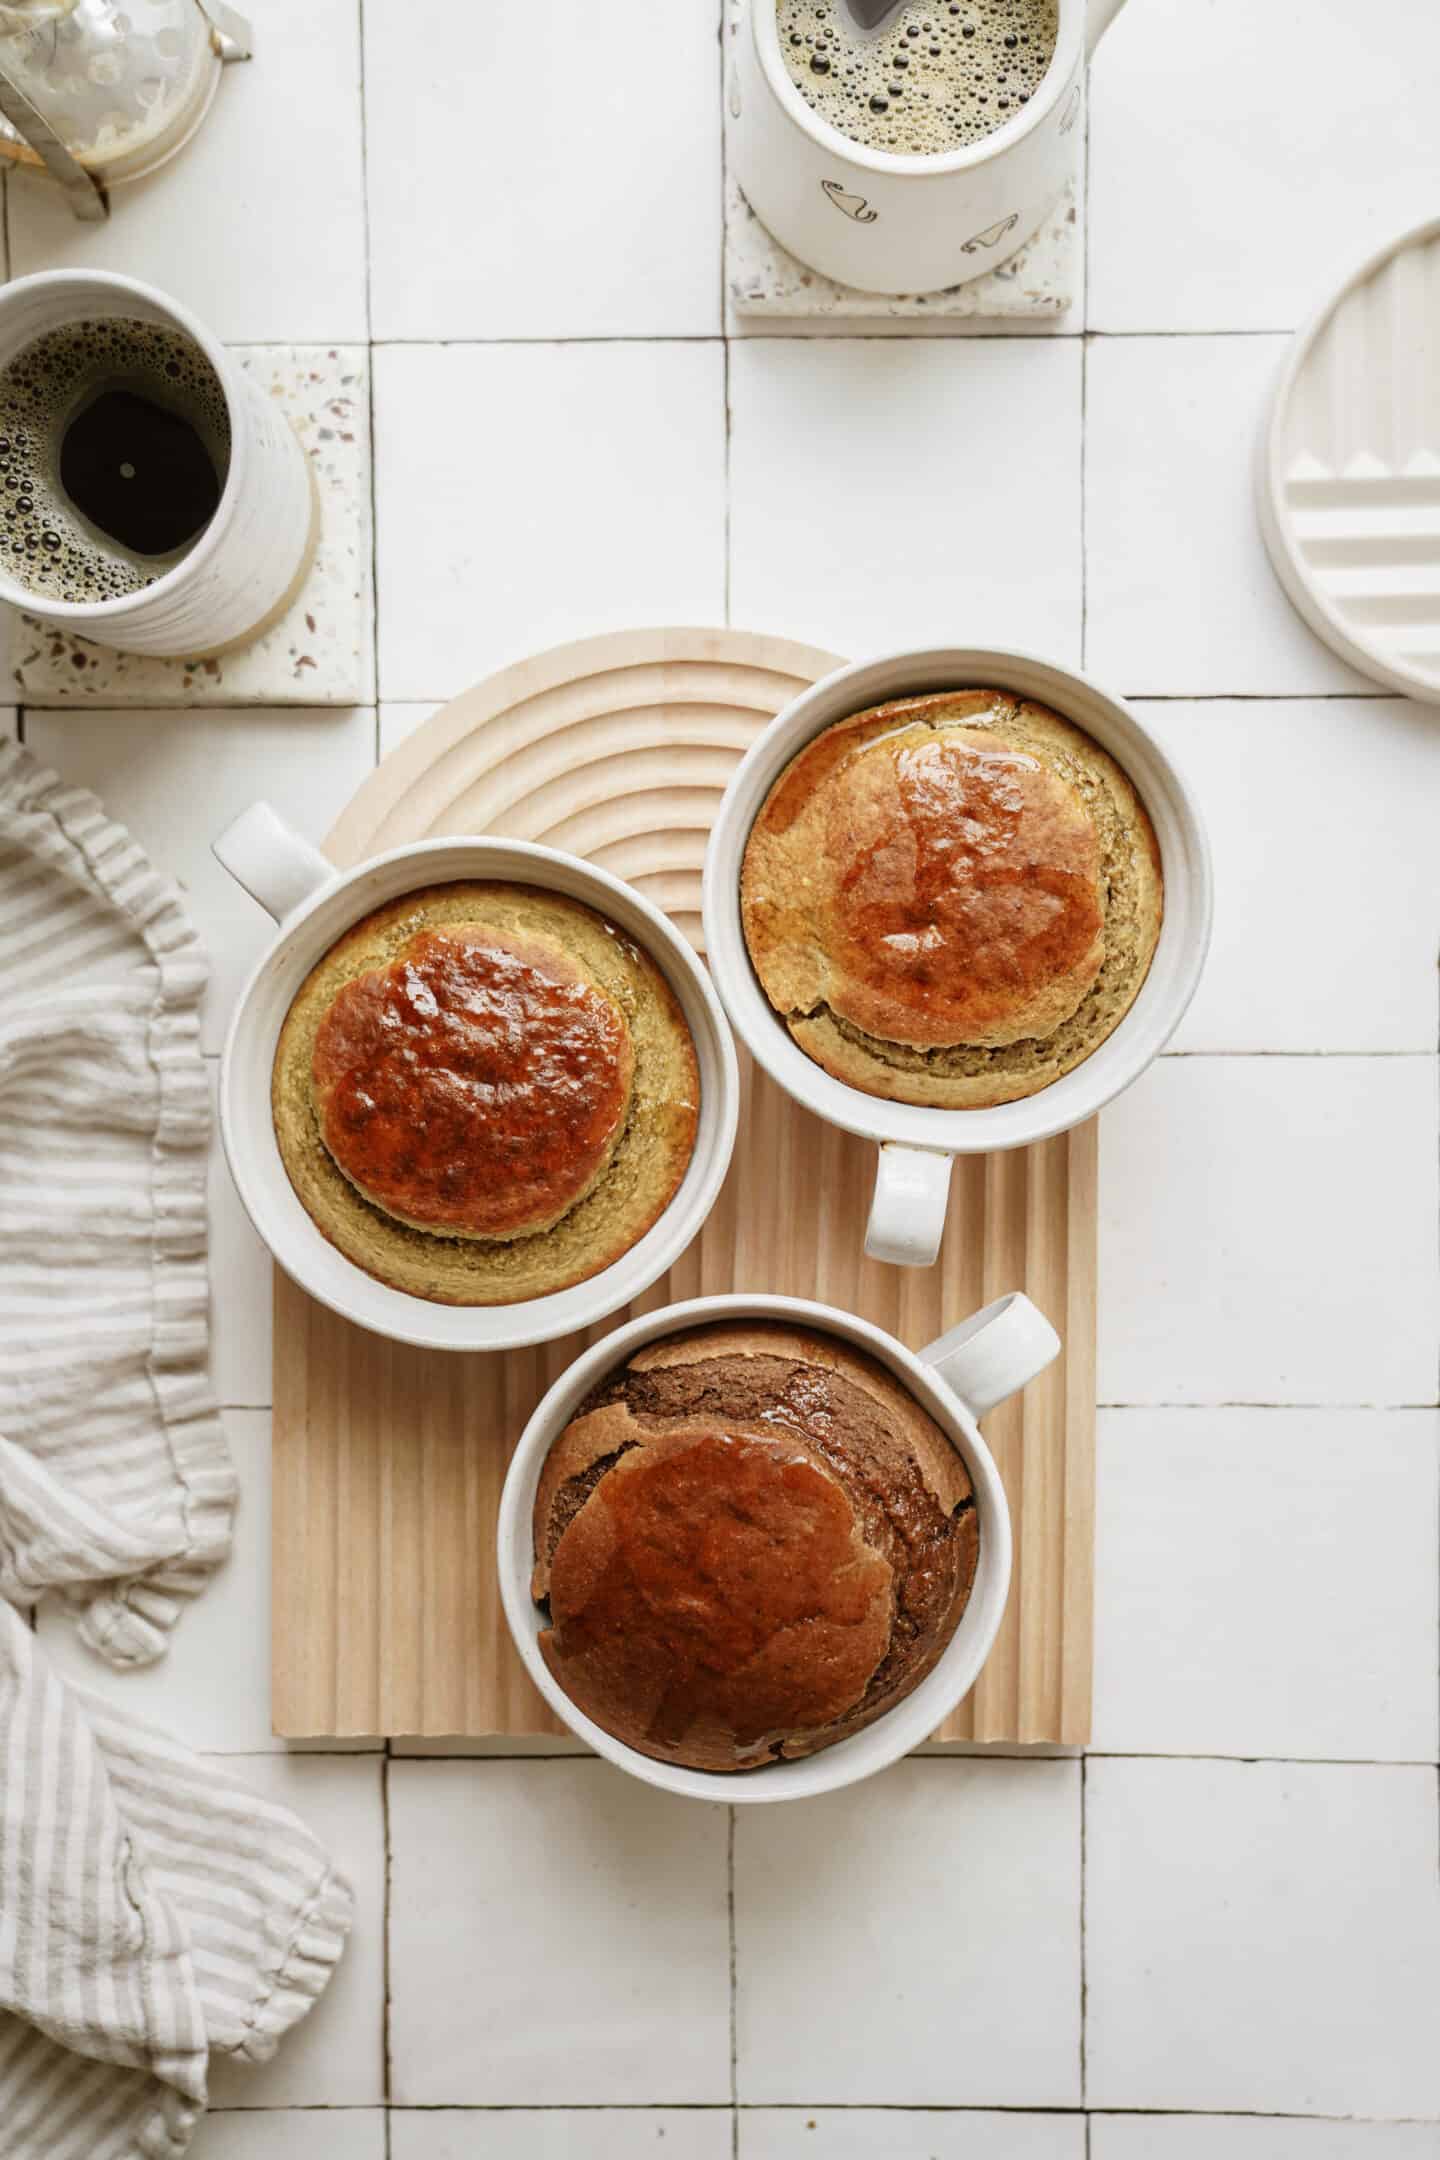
[{"left": 273, "top": 627, "right": 1096, "bottom": 1744}]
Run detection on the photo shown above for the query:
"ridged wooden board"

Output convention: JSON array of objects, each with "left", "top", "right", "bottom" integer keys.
[{"left": 272, "top": 627, "right": 1097, "bottom": 1743}]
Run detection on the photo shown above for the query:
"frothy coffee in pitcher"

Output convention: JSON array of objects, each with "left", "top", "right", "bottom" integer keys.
[
  {"left": 0, "top": 318, "right": 230, "bottom": 603},
  {"left": 777, "top": 0, "right": 1059, "bottom": 155}
]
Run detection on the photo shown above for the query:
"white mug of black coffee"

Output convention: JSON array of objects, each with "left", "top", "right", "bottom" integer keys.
[
  {"left": 730, "top": 0, "right": 1128, "bottom": 293},
  {"left": 0, "top": 271, "right": 314, "bottom": 658}
]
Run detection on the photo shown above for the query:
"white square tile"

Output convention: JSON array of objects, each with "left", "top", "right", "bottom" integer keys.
[
  {"left": 1146, "top": 699, "right": 1440, "bottom": 1053},
  {"left": 392, "top": 2113, "right": 734, "bottom": 2160},
  {"left": 7, "top": 0, "right": 367, "bottom": 343},
  {"left": 379, "top": 702, "right": 442, "bottom": 757},
  {"left": 207, "top": 1755, "right": 386, "bottom": 2108},
  {"left": 1084, "top": 338, "right": 1371, "bottom": 697},
  {"left": 1097, "top": 1057, "right": 1439, "bottom": 1406},
  {"left": 741, "top": 2113, "right": 1086, "bottom": 2160},
  {"left": 207, "top": 1066, "right": 273, "bottom": 1410},
  {"left": 197, "top": 2114, "right": 385, "bottom": 2160},
  {"left": 373, "top": 344, "right": 726, "bottom": 703},
  {"left": 0, "top": 706, "right": 15, "bottom": 738},
  {"left": 388, "top": 1761, "right": 730, "bottom": 2104},
  {"left": 22, "top": 705, "right": 377, "bottom": 1053},
  {"left": 1088, "top": 0, "right": 1440, "bottom": 332},
  {"left": 1092, "top": 1408, "right": 1440, "bottom": 1761},
  {"left": 1085, "top": 1758, "right": 1440, "bottom": 2116},
  {"left": 365, "top": 0, "right": 722, "bottom": 340},
  {"left": 1092, "top": 2120, "right": 1440, "bottom": 2160},
  {"left": 729, "top": 338, "right": 1082, "bottom": 664},
  {"left": 734, "top": 1759, "right": 1081, "bottom": 2106}
]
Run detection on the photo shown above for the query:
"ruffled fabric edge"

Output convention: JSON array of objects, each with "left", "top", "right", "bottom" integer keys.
[{"left": 0, "top": 739, "right": 235, "bottom": 1663}]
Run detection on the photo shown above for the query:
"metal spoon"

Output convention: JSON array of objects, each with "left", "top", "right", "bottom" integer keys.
[{"left": 833, "top": 0, "right": 909, "bottom": 34}]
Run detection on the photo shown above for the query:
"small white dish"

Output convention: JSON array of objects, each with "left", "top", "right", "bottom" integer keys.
[
  {"left": 497, "top": 1288, "right": 1060, "bottom": 1804},
  {"left": 701, "top": 645, "right": 1213, "bottom": 1267},
  {"left": 1258, "top": 213, "right": 1440, "bottom": 703},
  {"left": 212, "top": 803, "right": 740, "bottom": 1352}
]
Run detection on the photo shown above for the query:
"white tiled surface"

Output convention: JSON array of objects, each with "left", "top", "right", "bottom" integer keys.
[
  {"left": 729, "top": 337, "right": 1083, "bottom": 663},
  {"left": 735, "top": 1760, "right": 1082, "bottom": 2106},
  {"left": 365, "top": 1, "right": 722, "bottom": 341},
  {"left": 373, "top": 341, "right": 727, "bottom": 700},
  {"left": 1091, "top": 2126, "right": 1440, "bottom": 2160},
  {"left": 741, "top": 2117, "right": 1087, "bottom": 2159},
  {"left": 1086, "top": 1759, "right": 1440, "bottom": 2118},
  {"left": 1097, "top": 1056, "right": 1438, "bottom": 1406},
  {"left": 1149, "top": 698, "right": 1440, "bottom": 1053},
  {"left": 1093, "top": 1410, "right": 1440, "bottom": 1761},
  {"left": 1087, "top": 0, "right": 1440, "bottom": 334},
  {"left": 388, "top": 1762, "right": 730, "bottom": 2105},
  {"left": 196, "top": 2116, "right": 386, "bottom": 2160},
  {"left": 392, "top": 2115, "right": 735, "bottom": 2160},
  {"left": 11, "top": 2, "right": 1439, "bottom": 2154},
  {"left": 1084, "top": 336, "right": 1373, "bottom": 697}
]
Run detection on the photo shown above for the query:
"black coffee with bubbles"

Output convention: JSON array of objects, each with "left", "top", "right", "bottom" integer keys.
[
  {"left": 0, "top": 318, "right": 230, "bottom": 602},
  {"left": 779, "top": 0, "right": 1058, "bottom": 155}
]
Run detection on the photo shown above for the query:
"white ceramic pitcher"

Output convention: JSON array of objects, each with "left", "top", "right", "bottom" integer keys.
[{"left": 729, "top": 0, "right": 1127, "bottom": 292}]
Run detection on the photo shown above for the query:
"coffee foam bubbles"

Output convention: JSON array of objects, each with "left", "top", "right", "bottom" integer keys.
[
  {"left": 0, "top": 317, "right": 230, "bottom": 604},
  {"left": 777, "top": 0, "right": 1058, "bottom": 156}
]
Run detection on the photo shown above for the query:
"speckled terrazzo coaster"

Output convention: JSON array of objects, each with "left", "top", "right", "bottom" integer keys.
[
  {"left": 723, "top": 0, "right": 1081, "bottom": 323},
  {"left": 8, "top": 345, "right": 373, "bottom": 708},
  {"left": 726, "top": 170, "right": 1080, "bottom": 321}
]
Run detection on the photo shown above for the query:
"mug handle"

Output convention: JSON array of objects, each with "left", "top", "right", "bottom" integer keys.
[
  {"left": 865, "top": 1142, "right": 953, "bottom": 1269},
  {"left": 213, "top": 801, "right": 336, "bottom": 924},
  {"left": 919, "top": 1292, "right": 1061, "bottom": 1420}
]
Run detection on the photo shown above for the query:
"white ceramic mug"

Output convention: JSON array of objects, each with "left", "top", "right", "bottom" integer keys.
[
  {"left": 702, "top": 646, "right": 1213, "bottom": 1269},
  {"left": 498, "top": 1288, "right": 1059, "bottom": 1804},
  {"left": 729, "top": 0, "right": 1128, "bottom": 292},
  {"left": 0, "top": 270, "right": 314, "bottom": 656},
  {"left": 212, "top": 804, "right": 741, "bottom": 1353}
]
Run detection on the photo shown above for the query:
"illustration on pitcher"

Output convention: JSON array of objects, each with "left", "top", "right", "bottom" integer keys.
[
  {"left": 821, "top": 178, "right": 877, "bottom": 222},
  {"left": 960, "top": 212, "right": 1018, "bottom": 254}
]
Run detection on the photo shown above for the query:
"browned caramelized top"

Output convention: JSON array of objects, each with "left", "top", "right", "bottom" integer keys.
[
  {"left": 310, "top": 924, "right": 635, "bottom": 1239},
  {"left": 743, "top": 697, "right": 1108, "bottom": 1052},
  {"left": 544, "top": 1425, "right": 894, "bottom": 1760},
  {"left": 532, "top": 1323, "right": 980, "bottom": 1773}
]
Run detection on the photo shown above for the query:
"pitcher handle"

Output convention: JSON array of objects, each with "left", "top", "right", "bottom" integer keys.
[{"left": 1085, "top": 0, "right": 1128, "bottom": 57}]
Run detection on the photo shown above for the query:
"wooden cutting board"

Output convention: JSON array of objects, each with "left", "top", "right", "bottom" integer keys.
[{"left": 271, "top": 627, "right": 1097, "bottom": 1743}]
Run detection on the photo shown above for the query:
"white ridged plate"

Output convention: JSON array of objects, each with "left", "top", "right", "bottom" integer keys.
[{"left": 1259, "top": 215, "right": 1440, "bottom": 702}]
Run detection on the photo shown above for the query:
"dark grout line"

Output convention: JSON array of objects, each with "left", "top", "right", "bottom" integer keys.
[
  {"left": 375, "top": 1747, "right": 1440, "bottom": 1769},
  {"left": 354, "top": 0, "right": 382, "bottom": 728},
  {"left": 381, "top": 1753, "right": 394, "bottom": 2111},
  {"left": 727, "top": 1805, "right": 739, "bottom": 2122},
  {"left": 1098, "top": 1400, "right": 1440, "bottom": 1413},
  {"left": 1079, "top": 1756, "right": 1088, "bottom": 2105},
  {"left": 350, "top": 2104, "right": 1440, "bottom": 2121},
  {"left": 1078, "top": 67, "right": 1091, "bottom": 674},
  {"left": 330, "top": 327, "right": 1305, "bottom": 346},
  {"left": 218, "top": 688, "right": 1405, "bottom": 715},
  {"left": 217, "top": 1385, "right": 1440, "bottom": 1420},
  {"left": 719, "top": 0, "right": 734, "bottom": 640},
  {"left": 1157, "top": 1049, "right": 1435, "bottom": 1058}
]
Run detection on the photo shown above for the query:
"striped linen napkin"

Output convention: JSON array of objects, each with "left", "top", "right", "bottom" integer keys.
[{"left": 0, "top": 739, "right": 351, "bottom": 2158}]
